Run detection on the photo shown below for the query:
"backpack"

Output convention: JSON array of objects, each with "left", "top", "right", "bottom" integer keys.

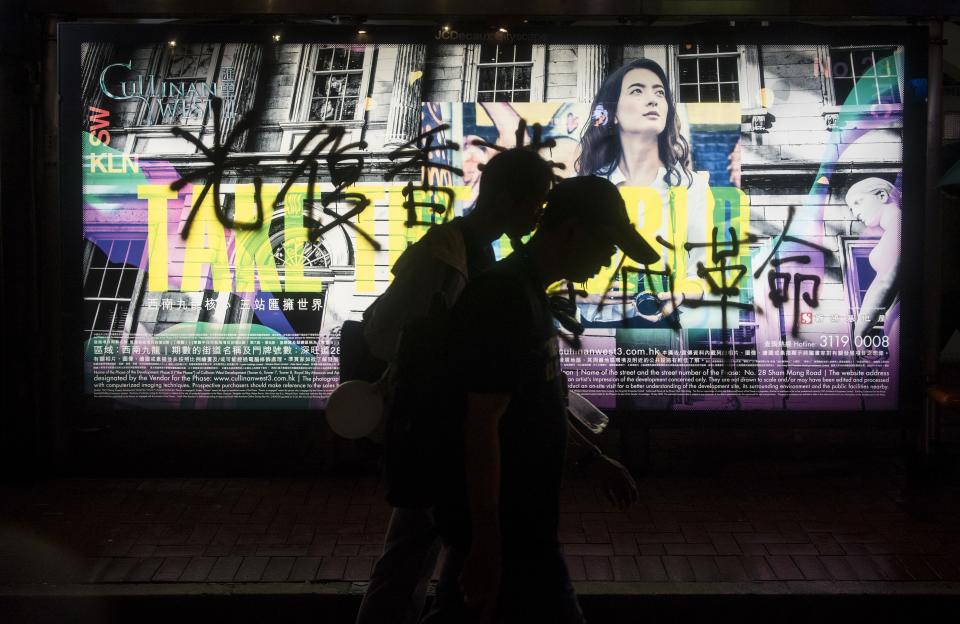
[{"left": 338, "top": 319, "right": 388, "bottom": 384}]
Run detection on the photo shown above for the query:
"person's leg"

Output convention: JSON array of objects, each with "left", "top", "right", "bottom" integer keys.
[
  {"left": 421, "top": 543, "right": 584, "bottom": 624},
  {"left": 497, "top": 544, "right": 585, "bottom": 624},
  {"left": 417, "top": 545, "right": 470, "bottom": 624},
  {"left": 355, "top": 507, "right": 442, "bottom": 624}
]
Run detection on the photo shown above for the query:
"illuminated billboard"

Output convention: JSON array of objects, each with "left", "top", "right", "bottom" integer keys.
[{"left": 66, "top": 27, "right": 912, "bottom": 410}]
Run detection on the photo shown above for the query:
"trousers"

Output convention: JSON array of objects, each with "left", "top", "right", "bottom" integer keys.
[
  {"left": 355, "top": 507, "right": 442, "bottom": 624},
  {"left": 419, "top": 541, "right": 585, "bottom": 624}
]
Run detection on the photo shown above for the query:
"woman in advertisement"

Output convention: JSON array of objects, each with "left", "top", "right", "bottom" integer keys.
[
  {"left": 577, "top": 58, "right": 692, "bottom": 187},
  {"left": 575, "top": 58, "right": 709, "bottom": 326}
]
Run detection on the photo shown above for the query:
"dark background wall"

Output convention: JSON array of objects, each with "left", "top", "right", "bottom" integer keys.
[{"left": 3, "top": 1, "right": 959, "bottom": 479}]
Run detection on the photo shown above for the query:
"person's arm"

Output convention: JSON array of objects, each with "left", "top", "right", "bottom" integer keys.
[
  {"left": 566, "top": 420, "right": 639, "bottom": 509},
  {"left": 450, "top": 272, "right": 526, "bottom": 620},
  {"left": 459, "top": 391, "right": 510, "bottom": 618}
]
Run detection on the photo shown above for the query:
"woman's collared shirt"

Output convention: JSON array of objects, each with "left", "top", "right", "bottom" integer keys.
[{"left": 578, "top": 164, "right": 710, "bottom": 326}]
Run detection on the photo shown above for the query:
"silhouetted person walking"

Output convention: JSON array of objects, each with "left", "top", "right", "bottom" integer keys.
[
  {"left": 355, "top": 148, "right": 554, "bottom": 624},
  {"left": 423, "top": 176, "right": 657, "bottom": 624}
]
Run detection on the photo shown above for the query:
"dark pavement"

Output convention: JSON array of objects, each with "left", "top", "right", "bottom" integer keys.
[{"left": 2, "top": 428, "right": 960, "bottom": 622}]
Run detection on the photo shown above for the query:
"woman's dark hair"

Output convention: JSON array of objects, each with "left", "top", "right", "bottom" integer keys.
[{"left": 575, "top": 58, "right": 692, "bottom": 187}]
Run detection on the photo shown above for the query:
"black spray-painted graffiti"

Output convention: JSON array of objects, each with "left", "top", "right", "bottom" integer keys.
[
  {"left": 169, "top": 98, "right": 266, "bottom": 239},
  {"left": 384, "top": 124, "right": 462, "bottom": 226},
  {"left": 168, "top": 98, "right": 481, "bottom": 253},
  {"left": 750, "top": 205, "right": 831, "bottom": 337},
  {"left": 469, "top": 118, "right": 566, "bottom": 181},
  {"left": 167, "top": 102, "right": 832, "bottom": 354},
  {"left": 169, "top": 96, "right": 380, "bottom": 249}
]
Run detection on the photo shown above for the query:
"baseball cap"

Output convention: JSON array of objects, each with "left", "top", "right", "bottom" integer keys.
[{"left": 540, "top": 175, "right": 659, "bottom": 265}]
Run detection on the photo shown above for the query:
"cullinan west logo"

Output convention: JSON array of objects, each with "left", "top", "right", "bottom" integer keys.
[
  {"left": 85, "top": 60, "right": 226, "bottom": 170},
  {"left": 97, "top": 60, "right": 223, "bottom": 121}
]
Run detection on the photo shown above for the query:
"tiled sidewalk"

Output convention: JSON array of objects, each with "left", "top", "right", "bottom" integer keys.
[{"left": 2, "top": 454, "right": 960, "bottom": 588}]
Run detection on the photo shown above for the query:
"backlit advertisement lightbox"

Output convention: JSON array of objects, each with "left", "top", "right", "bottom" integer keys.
[{"left": 65, "top": 27, "right": 914, "bottom": 410}]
